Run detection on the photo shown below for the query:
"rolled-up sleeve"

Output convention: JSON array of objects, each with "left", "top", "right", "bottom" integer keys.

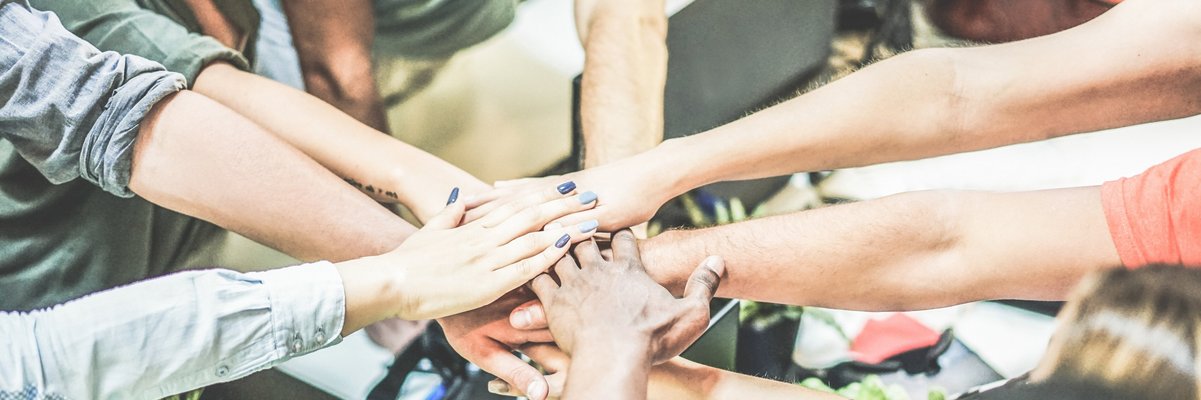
[
  {"left": 0, "top": 261, "right": 346, "bottom": 400},
  {"left": 0, "top": 1, "right": 185, "bottom": 197}
]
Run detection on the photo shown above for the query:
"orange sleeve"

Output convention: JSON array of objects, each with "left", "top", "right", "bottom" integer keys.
[{"left": 1101, "top": 148, "right": 1201, "bottom": 268}]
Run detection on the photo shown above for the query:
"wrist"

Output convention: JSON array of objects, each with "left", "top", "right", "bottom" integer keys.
[
  {"left": 644, "top": 138, "right": 708, "bottom": 200},
  {"left": 574, "top": 331, "right": 654, "bottom": 364}
]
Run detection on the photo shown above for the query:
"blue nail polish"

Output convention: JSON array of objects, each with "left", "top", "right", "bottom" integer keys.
[
  {"left": 556, "top": 181, "right": 576, "bottom": 195},
  {"left": 578, "top": 220, "right": 598, "bottom": 233},
  {"left": 446, "top": 187, "right": 460, "bottom": 205},
  {"left": 578, "top": 191, "right": 597, "bottom": 204},
  {"left": 554, "top": 234, "right": 571, "bottom": 248}
]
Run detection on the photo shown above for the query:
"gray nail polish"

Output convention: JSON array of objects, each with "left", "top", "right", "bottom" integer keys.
[
  {"left": 578, "top": 220, "right": 598, "bottom": 233},
  {"left": 578, "top": 191, "right": 597, "bottom": 204}
]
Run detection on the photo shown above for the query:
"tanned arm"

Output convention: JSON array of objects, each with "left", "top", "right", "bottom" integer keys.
[
  {"left": 191, "top": 62, "right": 488, "bottom": 222},
  {"left": 574, "top": 0, "right": 667, "bottom": 167},
  {"left": 129, "top": 91, "right": 413, "bottom": 262},
  {"left": 640, "top": 187, "right": 1121, "bottom": 310},
  {"left": 281, "top": 0, "right": 390, "bottom": 132}
]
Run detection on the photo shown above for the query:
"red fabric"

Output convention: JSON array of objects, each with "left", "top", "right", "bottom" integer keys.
[
  {"left": 850, "top": 313, "right": 940, "bottom": 364},
  {"left": 1102, "top": 148, "right": 1201, "bottom": 268}
]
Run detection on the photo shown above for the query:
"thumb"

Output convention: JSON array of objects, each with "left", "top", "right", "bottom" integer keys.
[
  {"left": 682, "top": 255, "right": 724, "bottom": 303},
  {"left": 481, "top": 350, "right": 550, "bottom": 400},
  {"left": 423, "top": 191, "right": 467, "bottom": 230}
]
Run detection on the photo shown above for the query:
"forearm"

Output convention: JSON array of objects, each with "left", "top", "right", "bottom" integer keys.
[
  {"left": 192, "top": 62, "right": 487, "bottom": 221},
  {"left": 282, "top": 0, "right": 390, "bottom": 132},
  {"left": 647, "top": 358, "right": 844, "bottom": 400},
  {"left": 576, "top": 0, "right": 667, "bottom": 167},
  {"left": 641, "top": 188, "right": 1120, "bottom": 310},
  {"left": 636, "top": 0, "right": 1201, "bottom": 197},
  {"left": 565, "top": 341, "right": 653, "bottom": 400},
  {"left": 130, "top": 91, "right": 414, "bottom": 262}
]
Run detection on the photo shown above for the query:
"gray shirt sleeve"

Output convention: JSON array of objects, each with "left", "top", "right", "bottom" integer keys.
[{"left": 0, "top": 0, "right": 185, "bottom": 197}]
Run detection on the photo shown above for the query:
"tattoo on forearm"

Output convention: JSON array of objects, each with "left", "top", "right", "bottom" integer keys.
[{"left": 344, "top": 178, "right": 399, "bottom": 200}]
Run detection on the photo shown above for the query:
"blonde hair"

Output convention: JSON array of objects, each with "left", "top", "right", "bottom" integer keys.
[{"left": 1033, "top": 266, "right": 1201, "bottom": 399}]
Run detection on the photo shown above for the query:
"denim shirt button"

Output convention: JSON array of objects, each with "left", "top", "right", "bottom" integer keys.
[
  {"left": 216, "top": 365, "right": 230, "bottom": 377},
  {"left": 314, "top": 328, "right": 325, "bottom": 344},
  {"left": 291, "top": 334, "right": 304, "bottom": 353}
]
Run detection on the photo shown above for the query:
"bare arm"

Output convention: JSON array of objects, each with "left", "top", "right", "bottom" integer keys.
[
  {"left": 192, "top": 62, "right": 488, "bottom": 222},
  {"left": 651, "top": 0, "right": 1201, "bottom": 194},
  {"left": 640, "top": 187, "right": 1121, "bottom": 310},
  {"left": 281, "top": 0, "right": 390, "bottom": 132},
  {"left": 129, "top": 91, "right": 413, "bottom": 262},
  {"left": 575, "top": 0, "right": 668, "bottom": 167}
]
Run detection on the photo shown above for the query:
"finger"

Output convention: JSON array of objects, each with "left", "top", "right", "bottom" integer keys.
[
  {"left": 572, "top": 238, "right": 605, "bottom": 267},
  {"left": 553, "top": 254, "right": 581, "bottom": 282},
  {"left": 477, "top": 342, "right": 551, "bottom": 400},
  {"left": 492, "top": 239, "right": 575, "bottom": 291},
  {"left": 422, "top": 198, "right": 467, "bottom": 230},
  {"left": 610, "top": 229, "right": 639, "bottom": 263},
  {"left": 522, "top": 343, "right": 570, "bottom": 371},
  {"left": 510, "top": 299, "right": 550, "bottom": 330},
  {"left": 528, "top": 275, "right": 558, "bottom": 305},
  {"left": 682, "top": 255, "right": 725, "bottom": 304},
  {"left": 490, "top": 221, "right": 598, "bottom": 269},
  {"left": 475, "top": 182, "right": 581, "bottom": 229},
  {"left": 494, "top": 177, "right": 541, "bottom": 188},
  {"left": 489, "top": 192, "right": 598, "bottom": 242}
]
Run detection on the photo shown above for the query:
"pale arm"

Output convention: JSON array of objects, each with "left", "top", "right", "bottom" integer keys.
[
  {"left": 192, "top": 62, "right": 488, "bottom": 221},
  {"left": 641, "top": 187, "right": 1121, "bottom": 310},
  {"left": 281, "top": 0, "right": 390, "bottom": 132},
  {"left": 574, "top": 0, "right": 668, "bottom": 167},
  {"left": 130, "top": 91, "right": 413, "bottom": 262},
  {"left": 634, "top": 0, "right": 1201, "bottom": 201}
]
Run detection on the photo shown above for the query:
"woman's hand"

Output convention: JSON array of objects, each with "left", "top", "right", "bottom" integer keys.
[
  {"left": 530, "top": 230, "right": 724, "bottom": 363},
  {"left": 344, "top": 183, "right": 601, "bottom": 321}
]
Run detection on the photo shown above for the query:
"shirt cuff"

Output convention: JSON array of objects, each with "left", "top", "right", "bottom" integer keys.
[
  {"left": 79, "top": 60, "right": 186, "bottom": 198},
  {"left": 248, "top": 261, "right": 346, "bottom": 364}
]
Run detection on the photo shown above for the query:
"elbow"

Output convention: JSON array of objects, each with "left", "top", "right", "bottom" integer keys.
[
  {"left": 898, "top": 47, "right": 979, "bottom": 149},
  {"left": 298, "top": 52, "right": 378, "bottom": 106}
]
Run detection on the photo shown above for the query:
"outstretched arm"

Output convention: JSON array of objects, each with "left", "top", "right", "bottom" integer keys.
[
  {"left": 640, "top": 187, "right": 1121, "bottom": 310},
  {"left": 574, "top": 0, "right": 667, "bottom": 167},
  {"left": 192, "top": 62, "right": 488, "bottom": 222}
]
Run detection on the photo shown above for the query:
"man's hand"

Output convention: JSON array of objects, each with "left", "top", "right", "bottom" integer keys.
[
  {"left": 530, "top": 230, "right": 724, "bottom": 363},
  {"left": 438, "top": 289, "right": 555, "bottom": 400}
]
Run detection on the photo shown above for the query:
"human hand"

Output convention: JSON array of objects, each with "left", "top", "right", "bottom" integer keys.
[
  {"left": 463, "top": 157, "right": 674, "bottom": 232},
  {"left": 530, "top": 230, "right": 724, "bottom": 363},
  {"left": 375, "top": 183, "right": 600, "bottom": 320},
  {"left": 486, "top": 344, "right": 571, "bottom": 398},
  {"left": 438, "top": 289, "right": 556, "bottom": 400}
]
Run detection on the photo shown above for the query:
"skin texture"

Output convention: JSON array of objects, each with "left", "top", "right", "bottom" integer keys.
[
  {"left": 335, "top": 187, "right": 599, "bottom": 336},
  {"left": 467, "top": 0, "right": 1201, "bottom": 232},
  {"left": 192, "top": 62, "right": 488, "bottom": 222},
  {"left": 129, "top": 91, "right": 411, "bottom": 262},
  {"left": 526, "top": 230, "right": 723, "bottom": 400}
]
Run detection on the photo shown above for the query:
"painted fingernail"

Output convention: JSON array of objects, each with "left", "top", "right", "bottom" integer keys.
[
  {"left": 488, "top": 380, "right": 511, "bottom": 394},
  {"left": 556, "top": 181, "right": 576, "bottom": 194},
  {"left": 446, "top": 187, "right": 460, "bottom": 205},
  {"left": 555, "top": 233, "right": 571, "bottom": 248},
  {"left": 578, "top": 220, "right": 598, "bottom": 233},
  {"left": 512, "top": 309, "right": 532, "bottom": 328},
  {"left": 543, "top": 222, "right": 563, "bottom": 232},
  {"left": 578, "top": 191, "right": 597, "bottom": 204},
  {"left": 527, "top": 381, "right": 547, "bottom": 399}
]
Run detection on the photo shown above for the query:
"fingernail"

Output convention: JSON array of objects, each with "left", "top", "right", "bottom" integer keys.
[
  {"left": 527, "top": 381, "right": 547, "bottom": 399},
  {"left": 543, "top": 222, "right": 563, "bottom": 232},
  {"left": 488, "top": 380, "right": 511, "bottom": 394},
  {"left": 578, "top": 191, "right": 597, "bottom": 204},
  {"left": 446, "top": 187, "right": 460, "bottom": 205},
  {"left": 704, "top": 255, "right": 724, "bottom": 274},
  {"left": 578, "top": 220, "right": 598, "bottom": 233},
  {"left": 556, "top": 181, "right": 576, "bottom": 194},
  {"left": 512, "top": 309, "right": 532, "bottom": 328},
  {"left": 555, "top": 233, "right": 571, "bottom": 248}
]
